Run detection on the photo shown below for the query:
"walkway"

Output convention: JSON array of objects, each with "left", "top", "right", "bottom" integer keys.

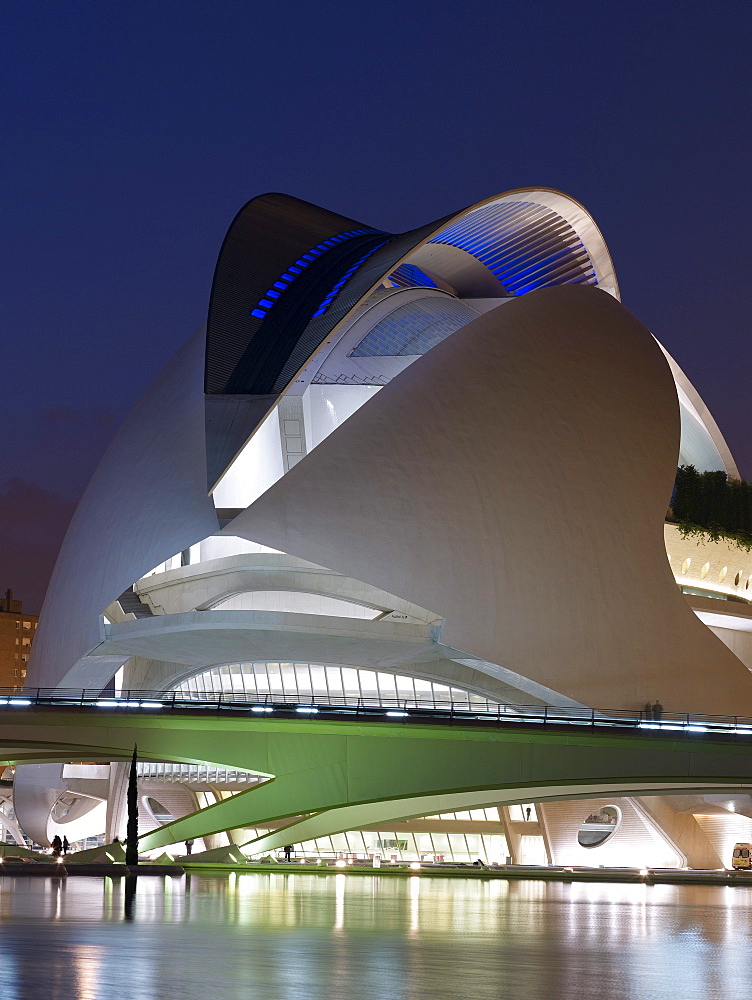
[{"left": 1, "top": 692, "right": 751, "bottom": 855}]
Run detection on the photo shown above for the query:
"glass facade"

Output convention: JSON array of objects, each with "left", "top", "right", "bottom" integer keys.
[
  {"left": 239, "top": 818, "right": 509, "bottom": 865},
  {"left": 350, "top": 297, "right": 475, "bottom": 357},
  {"left": 172, "top": 661, "right": 498, "bottom": 708},
  {"left": 136, "top": 762, "right": 259, "bottom": 784},
  {"left": 210, "top": 591, "right": 381, "bottom": 619}
]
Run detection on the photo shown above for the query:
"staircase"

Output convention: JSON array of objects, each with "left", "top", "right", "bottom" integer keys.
[{"left": 116, "top": 587, "right": 154, "bottom": 619}]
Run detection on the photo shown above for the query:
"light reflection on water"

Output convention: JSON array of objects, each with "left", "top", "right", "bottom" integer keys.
[{"left": 0, "top": 874, "right": 750, "bottom": 999}]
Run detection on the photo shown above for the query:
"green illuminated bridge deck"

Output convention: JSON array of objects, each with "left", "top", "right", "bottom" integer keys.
[{"left": 2, "top": 690, "right": 752, "bottom": 854}]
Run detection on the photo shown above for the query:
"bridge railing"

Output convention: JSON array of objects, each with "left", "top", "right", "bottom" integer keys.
[{"left": 2, "top": 687, "right": 752, "bottom": 738}]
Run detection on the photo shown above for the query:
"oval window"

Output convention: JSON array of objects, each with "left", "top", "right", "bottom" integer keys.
[
  {"left": 144, "top": 796, "right": 175, "bottom": 825},
  {"left": 577, "top": 805, "right": 621, "bottom": 848}
]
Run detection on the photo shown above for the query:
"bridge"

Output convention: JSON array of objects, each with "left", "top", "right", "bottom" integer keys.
[{"left": 2, "top": 690, "right": 752, "bottom": 854}]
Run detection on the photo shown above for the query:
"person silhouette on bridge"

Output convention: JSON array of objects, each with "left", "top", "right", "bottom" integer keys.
[
  {"left": 185, "top": 839, "right": 194, "bottom": 855},
  {"left": 62, "top": 836, "right": 69, "bottom": 855},
  {"left": 644, "top": 700, "right": 653, "bottom": 720},
  {"left": 653, "top": 700, "right": 663, "bottom": 721},
  {"left": 284, "top": 845, "right": 293, "bottom": 862}
]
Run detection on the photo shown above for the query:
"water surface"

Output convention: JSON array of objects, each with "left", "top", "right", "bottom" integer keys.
[{"left": 0, "top": 873, "right": 750, "bottom": 999}]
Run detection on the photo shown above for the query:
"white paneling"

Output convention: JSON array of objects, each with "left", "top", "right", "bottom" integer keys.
[
  {"left": 212, "top": 408, "right": 285, "bottom": 508},
  {"left": 695, "top": 813, "right": 752, "bottom": 869},
  {"left": 543, "top": 797, "right": 682, "bottom": 868},
  {"left": 303, "top": 385, "right": 381, "bottom": 451},
  {"left": 212, "top": 590, "right": 380, "bottom": 619},
  {"left": 198, "top": 536, "right": 279, "bottom": 562}
]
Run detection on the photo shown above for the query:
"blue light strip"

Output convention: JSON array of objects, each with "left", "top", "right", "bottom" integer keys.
[
  {"left": 312, "top": 239, "right": 392, "bottom": 318},
  {"left": 430, "top": 201, "right": 597, "bottom": 295},
  {"left": 249, "top": 229, "right": 373, "bottom": 320},
  {"left": 386, "top": 263, "right": 438, "bottom": 289}
]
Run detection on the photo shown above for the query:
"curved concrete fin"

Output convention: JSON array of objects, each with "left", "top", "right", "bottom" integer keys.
[
  {"left": 28, "top": 327, "right": 219, "bottom": 691},
  {"left": 205, "top": 192, "right": 377, "bottom": 396},
  {"left": 227, "top": 286, "right": 752, "bottom": 715}
]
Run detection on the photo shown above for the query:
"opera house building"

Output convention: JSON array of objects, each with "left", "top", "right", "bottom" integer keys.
[{"left": 9, "top": 188, "right": 752, "bottom": 869}]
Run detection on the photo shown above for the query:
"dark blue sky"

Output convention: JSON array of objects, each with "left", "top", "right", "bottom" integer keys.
[{"left": 2, "top": 1, "right": 750, "bottom": 612}]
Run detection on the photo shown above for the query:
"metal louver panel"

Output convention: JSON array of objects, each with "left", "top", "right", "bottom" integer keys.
[
  {"left": 223, "top": 231, "right": 392, "bottom": 395},
  {"left": 387, "top": 263, "right": 438, "bottom": 289},
  {"left": 429, "top": 201, "right": 598, "bottom": 294},
  {"left": 267, "top": 221, "right": 450, "bottom": 394},
  {"left": 205, "top": 193, "right": 375, "bottom": 395}
]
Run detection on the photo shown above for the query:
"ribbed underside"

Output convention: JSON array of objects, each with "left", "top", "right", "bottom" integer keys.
[{"left": 429, "top": 200, "right": 597, "bottom": 294}]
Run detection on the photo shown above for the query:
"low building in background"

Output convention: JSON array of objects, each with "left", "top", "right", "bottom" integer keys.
[{"left": 0, "top": 589, "right": 37, "bottom": 690}]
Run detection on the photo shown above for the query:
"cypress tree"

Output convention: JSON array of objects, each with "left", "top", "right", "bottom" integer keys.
[
  {"left": 125, "top": 744, "right": 139, "bottom": 867},
  {"left": 742, "top": 480, "right": 752, "bottom": 534},
  {"left": 672, "top": 465, "right": 698, "bottom": 521},
  {"left": 671, "top": 466, "right": 752, "bottom": 541},
  {"left": 705, "top": 470, "right": 728, "bottom": 527}
]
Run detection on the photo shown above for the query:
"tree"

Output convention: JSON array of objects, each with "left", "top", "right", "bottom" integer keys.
[
  {"left": 125, "top": 744, "right": 139, "bottom": 867},
  {"left": 671, "top": 465, "right": 700, "bottom": 521},
  {"left": 671, "top": 466, "right": 752, "bottom": 540}
]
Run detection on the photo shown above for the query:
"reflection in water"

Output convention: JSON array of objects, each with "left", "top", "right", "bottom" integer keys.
[
  {"left": 334, "top": 872, "right": 345, "bottom": 931},
  {"left": 73, "top": 944, "right": 102, "bottom": 998},
  {"left": 124, "top": 874, "right": 137, "bottom": 922},
  {"left": 0, "top": 874, "right": 749, "bottom": 998},
  {"left": 409, "top": 874, "right": 420, "bottom": 934}
]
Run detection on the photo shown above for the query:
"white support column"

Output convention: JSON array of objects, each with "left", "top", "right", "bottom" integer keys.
[{"left": 277, "top": 396, "right": 307, "bottom": 473}]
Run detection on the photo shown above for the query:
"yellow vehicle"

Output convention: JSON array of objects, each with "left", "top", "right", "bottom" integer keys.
[{"left": 731, "top": 843, "right": 752, "bottom": 870}]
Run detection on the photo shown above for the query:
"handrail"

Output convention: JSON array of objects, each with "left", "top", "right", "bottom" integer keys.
[{"left": 1, "top": 687, "right": 752, "bottom": 739}]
